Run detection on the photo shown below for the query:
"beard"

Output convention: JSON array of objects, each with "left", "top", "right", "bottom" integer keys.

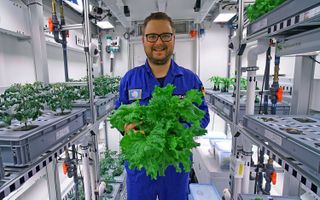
[{"left": 145, "top": 45, "right": 173, "bottom": 65}]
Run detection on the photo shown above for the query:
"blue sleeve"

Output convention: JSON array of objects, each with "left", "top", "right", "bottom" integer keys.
[
  {"left": 115, "top": 74, "right": 129, "bottom": 109},
  {"left": 194, "top": 76, "right": 210, "bottom": 129}
]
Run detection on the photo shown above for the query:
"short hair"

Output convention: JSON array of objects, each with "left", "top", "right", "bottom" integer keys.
[{"left": 143, "top": 12, "right": 175, "bottom": 34}]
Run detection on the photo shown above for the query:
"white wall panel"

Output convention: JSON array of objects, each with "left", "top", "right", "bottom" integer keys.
[
  {"left": 0, "top": 33, "right": 35, "bottom": 86},
  {"left": 200, "top": 24, "right": 229, "bottom": 88},
  {"left": 174, "top": 40, "right": 194, "bottom": 71},
  {"left": 46, "top": 45, "right": 86, "bottom": 83}
]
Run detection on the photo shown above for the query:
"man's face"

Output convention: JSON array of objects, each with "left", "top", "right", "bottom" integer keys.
[{"left": 143, "top": 20, "right": 175, "bottom": 66}]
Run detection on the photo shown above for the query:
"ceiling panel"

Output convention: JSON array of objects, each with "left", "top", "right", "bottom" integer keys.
[{"left": 103, "top": 0, "right": 219, "bottom": 27}]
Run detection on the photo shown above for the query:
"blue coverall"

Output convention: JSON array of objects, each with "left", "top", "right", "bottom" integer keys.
[{"left": 115, "top": 59, "right": 210, "bottom": 200}]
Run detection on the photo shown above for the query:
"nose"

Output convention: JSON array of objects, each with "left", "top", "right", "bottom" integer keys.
[{"left": 154, "top": 36, "right": 164, "bottom": 45}]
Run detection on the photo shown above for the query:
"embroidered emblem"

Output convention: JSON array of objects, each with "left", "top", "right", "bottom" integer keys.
[{"left": 128, "top": 89, "right": 142, "bottom": 100}]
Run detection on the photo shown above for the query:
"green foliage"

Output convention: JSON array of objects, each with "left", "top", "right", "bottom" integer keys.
[
  {"left": 208, "top": 76, "right": 221, "bottom": 90},
  {"left": 112, "top": 165, "right": 123, "bottom": 176},
  {"left": 100, "top": 150, "right": 124, "bottom": 183},
  {"left": 1, "top": 83, "right": 45, "bottom": 127},
  {"left": 0, "top": 93, "right": 12, "bottom": 126},
  {"left": 246, "top": 0, "right": 286, "bottom": 22},
  {"left": 220, "top": 78, "right": 232, "bottom": 92},
  {"left": 95, "top": 75, "right": 121, "bottom": 96},
  {"left": 71, "top": 75, "right": 121, "bottom": 100},
  {"left": 105, "top": 184, "right": 113, "bottom": 194},
  {"left": 240, "top": 78, "right": 247, "bottom": 90},
  {"left": 46, "top": 83, "right": 77, "bottom": 114},
  {"left": 108, "top": 84, "right": 207, "bottom": 179}
]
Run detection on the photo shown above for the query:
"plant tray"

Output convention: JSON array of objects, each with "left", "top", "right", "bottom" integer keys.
[
  {"left": 210, "top": 92, "right": 290, "bottom": 122},
  {"left": 99, "top": 183, "right": 121, "bottom": 200},
  {"left": 0, "top": 108, "right": 87, "bottom": 166},
  {"left": 73, "top": 93, "right": 115, "bottom": 122},
  {"left": 243, "top": 115, "right": 320, "bottom": 174}
]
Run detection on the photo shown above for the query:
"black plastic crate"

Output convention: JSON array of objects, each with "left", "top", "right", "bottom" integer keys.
[{"left": 0, "top": 108, "right": 87, "bottom": 166}]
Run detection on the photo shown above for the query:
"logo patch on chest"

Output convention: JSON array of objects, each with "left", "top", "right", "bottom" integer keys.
[{"left": 128, "top": 89, "right": 142, "bottom": 100}]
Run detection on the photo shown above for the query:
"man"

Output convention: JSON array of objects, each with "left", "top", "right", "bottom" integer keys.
[{"left": 115, "top": 12, "right": 210, "bottom": 200}]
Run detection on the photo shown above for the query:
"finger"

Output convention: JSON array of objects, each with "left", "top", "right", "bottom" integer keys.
[{"left": 124, "top": 123, "right": 136, "bottom": 132}]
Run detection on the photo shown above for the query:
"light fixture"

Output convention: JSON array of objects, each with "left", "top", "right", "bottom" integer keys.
[
  {"left": 63, "top": 0, "right": 83, "bottom": 13},
  {"left": 194, "top": 0, "right": 201, "bottom": 12},
  {"left": 97, "top": 21, "right": 114, "bottom": 29},
  {"left": 213, "top": 13, "right": 236, "bottom": 23},
  {"left": 213, "top": 3, "right": 237, "bottom": 23}
]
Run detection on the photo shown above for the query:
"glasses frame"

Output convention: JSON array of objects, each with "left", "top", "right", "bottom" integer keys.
[{"left": 145, "top": 32, "right": 174, "bottom": 43}]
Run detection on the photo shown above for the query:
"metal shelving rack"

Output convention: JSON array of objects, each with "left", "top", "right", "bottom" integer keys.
[
  {"left": 0, "top": 104, "right": 115, "bottom": 199},
  {"left": 0, "top": 0, "right": 119, "bottom": 198},
  {"left": 245, "top": 0, "right": 320, "bottom": 43},
  {"left": 205, "top": 0, "right": 320, "bottom": 199}
]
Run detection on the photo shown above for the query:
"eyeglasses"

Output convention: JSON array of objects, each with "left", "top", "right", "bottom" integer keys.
[{"left": 145, "top": 33, "right": 173, "bottom": 43}]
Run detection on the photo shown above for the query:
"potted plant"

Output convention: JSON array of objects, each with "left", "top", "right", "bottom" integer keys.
[
  {"left": 0, "top": 94, "right": 13, "bottom": 127},
  {"left": 109, "top": 76, "right": 121, "bottom": 94},
  {"left": 208, "top": 76, "right": 221, "bottom": 91},
  {"left": 220, "top": 78, "right": 232, "bottom": 92},
  {"left": 94, "top": 75, "right": 111, "bottom": 97},
  {"left": 112, "top": 163, "right": 124, "bottom": 177},
  {"left": 46, "top": 83, "right": 77, "bottom": 115},
  {"left": 2, "top": 83, "right": 45, "bottom": 130},
  {"left": 94, "top": 75, "right": 121, "bottom": 96},
  {"left": 240, "top": 78, "right": 247, "bottom": 90}
]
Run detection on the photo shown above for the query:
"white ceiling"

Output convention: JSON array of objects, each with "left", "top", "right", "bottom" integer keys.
[{"left": 102, "top": 0, "right": 221, "bottom": 27}]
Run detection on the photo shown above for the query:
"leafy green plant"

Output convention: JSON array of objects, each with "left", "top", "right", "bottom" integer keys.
[
  {"left": 71, "top": 75, "right": 121, "bottom": 100},
  {"left": 100, "top": 150, "right": 116, "bottom": 174},
  {"left": 108, "top": 84, "right": 207, "bottom": 179},
  {"left": 240, "top": 78, "right": 247, "bottom": 90},
  {"left": 246, "top": 0, "right": 286, "bottom": 22},
  {"left": 112, "top": 165, "right": 123, "bottom": 177},
  {"left": 0, "top": 94, "right": 12, "bottom": 127},
  {"left": 46, "top": 83, "right": 77, "bottom": 114},
  {"left": 2, "top": 83, "right": 45, "bottom": 129},
  {"left": 95, "top": 75, "right": 121, "bottom": 96},
  {"left": 208, "top": 76, "right": 221, "bottom": 91},
  {"left": 220, "top": 78, "right": 232, "bottom": 92}
]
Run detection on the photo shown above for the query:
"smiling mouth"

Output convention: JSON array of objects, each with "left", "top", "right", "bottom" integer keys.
[{"left": 152, "top": 46, "right": 166, "bottom": 52}]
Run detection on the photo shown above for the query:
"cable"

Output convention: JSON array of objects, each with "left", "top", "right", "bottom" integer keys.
[{"left": 309, "top": 56, "right": 320, "bottom": 64}]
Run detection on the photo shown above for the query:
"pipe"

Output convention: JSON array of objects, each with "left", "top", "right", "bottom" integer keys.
[
  {"left": 96, "top": 20, "right": 104, "bottom": 75},
  {"left": 80, "top": 143, "right": 92, "bottom": 200},
  {"left": 232, "top": 0, "right": 244, "bottom": 199},
  {"left": 233, "top": 0, "right": 244, "bottom": 125},
  {"left": 83, "top": 0, "right": 97, "bottom": 123},
  {"left": 72, "top": 145, "right": 79, "bottom": 200},
  {"left": 246, "top": 39, "right": 269, "bottom": 115},
  {"left": 227, "top": 28, "right": 233, "bottom": 78},
  {"left": 195, "top": 23, "right": 200, "bottom": 77},
  {"left": 241, "top": 137, "right": 253, "bottom": 194},
  {"left": 263, "top": 46, "right": 271, "bottom": 114},
  {"left": 59, "top": 0, "right": 69, "bottom": 81},
  {"left": 271, "top": 54, "right": 280, "bottom": 114}
]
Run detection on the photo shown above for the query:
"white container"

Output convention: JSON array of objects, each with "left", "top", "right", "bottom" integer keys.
[
  {"left": 213, "top": 140, "right": 232, "bottom": 170},
  {"left": 189, "top": 183, "right": 221, "bottom": 200}
]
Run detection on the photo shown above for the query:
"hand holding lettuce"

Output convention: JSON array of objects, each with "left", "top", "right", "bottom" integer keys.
[{"left": 108, "top": 84, "right": 207, "bottom": 179}]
